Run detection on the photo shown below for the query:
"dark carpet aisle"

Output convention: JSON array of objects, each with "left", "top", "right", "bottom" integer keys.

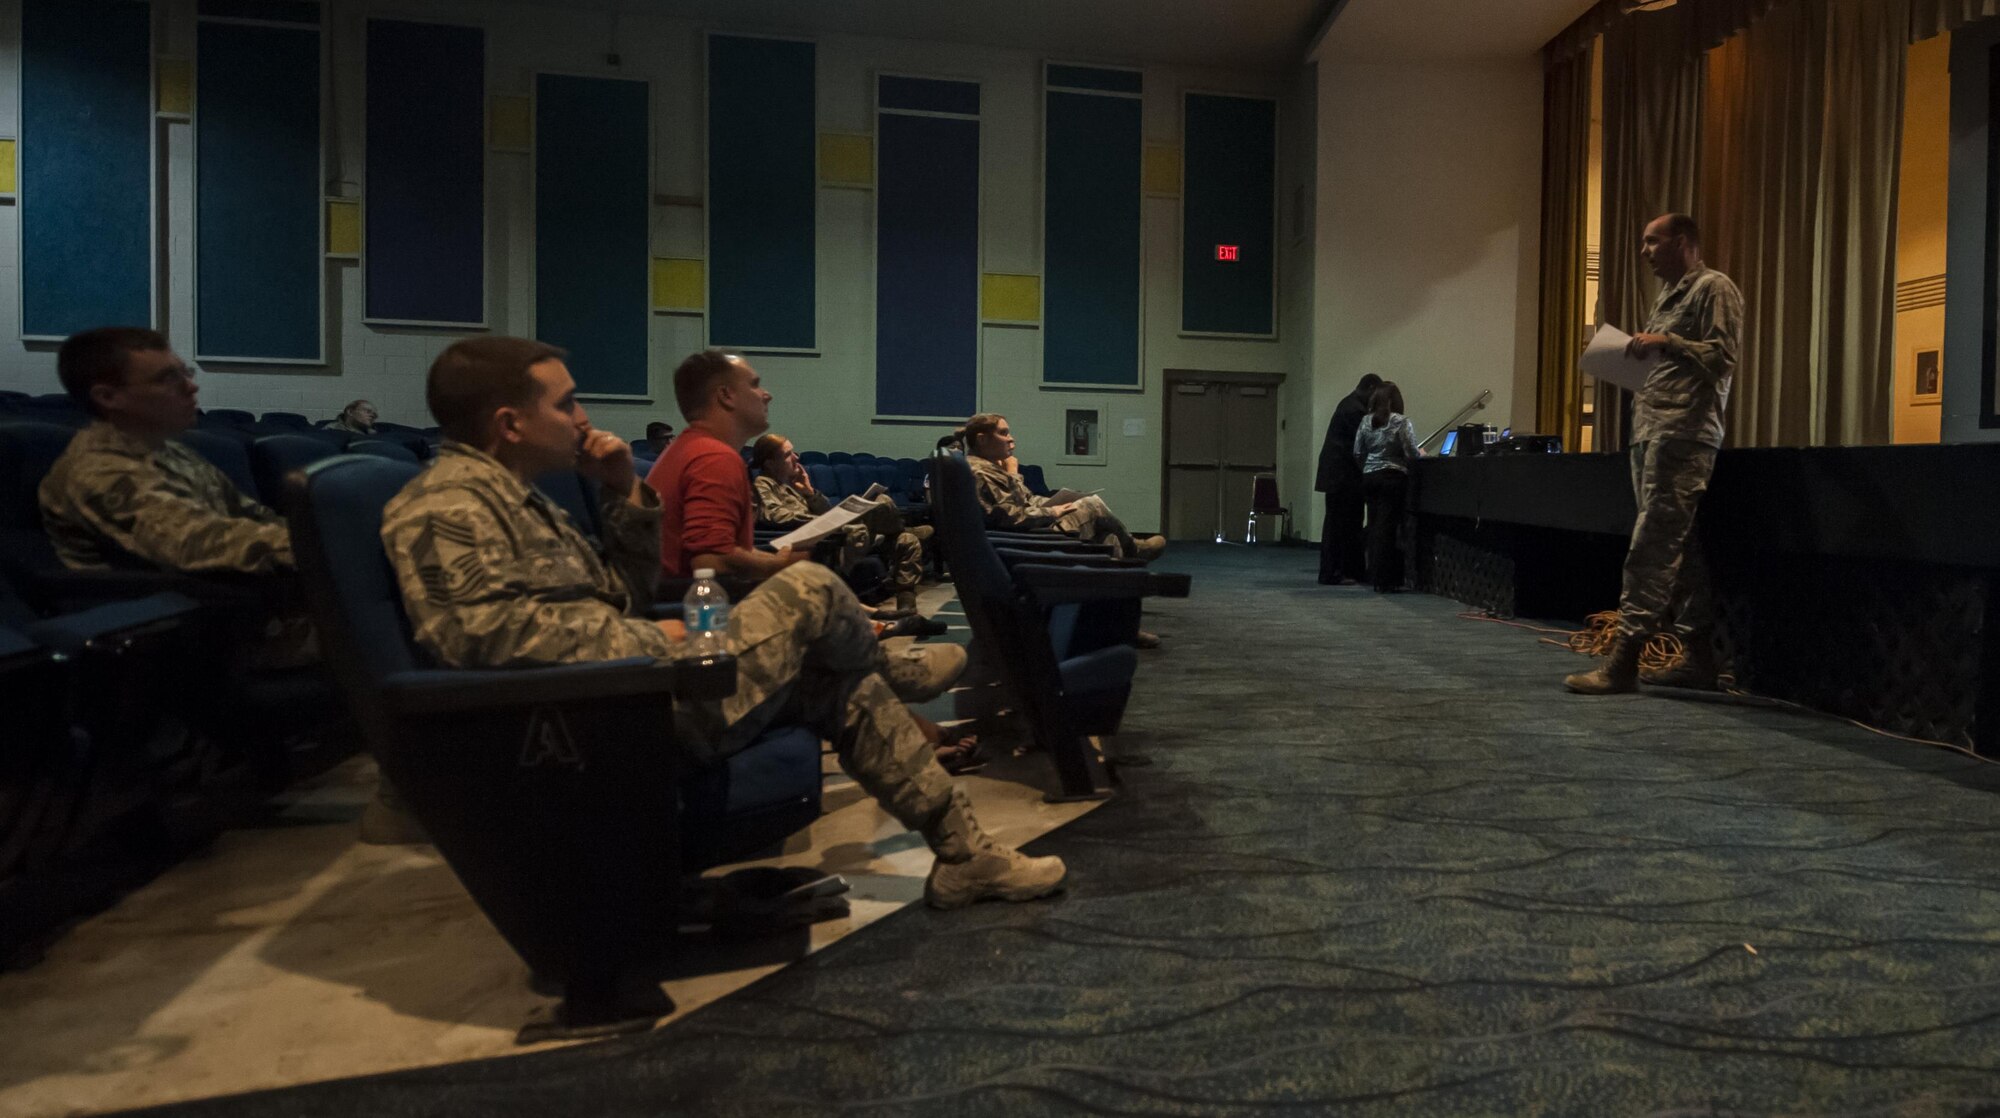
[{"left": 142, "top": 545, "right": 2000, "bottom": 1116}]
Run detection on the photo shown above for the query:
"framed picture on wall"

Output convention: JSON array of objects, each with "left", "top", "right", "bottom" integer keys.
[
  {"left": 1914, "top": 346, "right": 1942, "bottom": 404},
  {"left": 1057, "top": 405, "right": 1106, "bottom": 466}
]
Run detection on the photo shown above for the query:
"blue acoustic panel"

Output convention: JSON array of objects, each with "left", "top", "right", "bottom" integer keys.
[
  {"left": 20, "top": 0, "right": 153, "bottom": 339},
  {"left": 1182, "top": 93, "right": 1276, "bottom": 336},
  {"left": 1046, "top": 64, "right": 1143, "bottom": 94},
  {"left": 1043, "top": 90, "right": 1142, "bottom": 387},
  {"left": 876, "top": 108, "right": 979, "bottom": 419},
  {"left": 197, "top": 19, "right": 321, "bottom": 361},
  {"left": 707, "top": 35, "right": 815, "bottom": 351},
  {"left": 535, "top": 74, "right": 649, "bottom": 397},
  {"left": 365, "top": 20, "right": 484, "bottom": 326},
  {"left": 879, "top": 75, "right": 979, "bottom": 115}
]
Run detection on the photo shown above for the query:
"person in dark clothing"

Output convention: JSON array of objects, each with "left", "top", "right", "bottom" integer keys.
[{"left": 1315, "top": 374, "right": 1382, "bottom": 585}]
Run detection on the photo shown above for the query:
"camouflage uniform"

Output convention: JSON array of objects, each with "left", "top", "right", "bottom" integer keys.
[
  {"left": 39, "top": 421, "right": 293, "bottom": 573},
  {"left": 382, "top": 444, "right": 962, "bottom": 844},
  {"left": 1616, "top": 264, "right": 1744, "bottom": 648},
  {"left": 753, "top": 474, "right": 928, "bottom": 595},
  {"left": 966, "top": 454, "right": 1134, "bottom": 556},
  {"left": 328, "top": 417, "right": 376, "bottom": 435},
  {"left": 38, "top": 421, "right": 314, "bottom": 666}
]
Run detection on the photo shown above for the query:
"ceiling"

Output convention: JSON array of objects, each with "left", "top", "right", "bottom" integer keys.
[
  {"left": 519, "top": 0, "right": 1337, "bottom": 71},
  {"left": 1312, "top": 0, "right": 1602, "bottom": 62}
]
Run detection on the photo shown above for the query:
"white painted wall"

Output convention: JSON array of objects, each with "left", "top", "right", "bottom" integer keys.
[
  {"left": 1303, "top": 57, "right": 1543, "bottom": 536},
  {"left": 0, "top": 0, "right": 1312, "bottom": 535}
]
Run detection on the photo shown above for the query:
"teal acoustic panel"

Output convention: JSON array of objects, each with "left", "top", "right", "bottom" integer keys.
[
  {"left": 536, "top": 74, "right": 649, "bottom": 397},
  {"left": 1182, "top": 93, "right": 1276, "bottom": 337},
  {"left": 707, "top": 36, "right": 816, "bottom": 351},
  {"left": 20, "top": 0, "right": 153, "bottom": 340},
  {"left": 1043, "top": 87, "right": 1142, "bottom": 387}
]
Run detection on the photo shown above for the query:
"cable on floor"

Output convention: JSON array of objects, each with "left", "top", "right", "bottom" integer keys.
[{"left": 1458, "top": 608, "right": 1990, "bottom": 763}]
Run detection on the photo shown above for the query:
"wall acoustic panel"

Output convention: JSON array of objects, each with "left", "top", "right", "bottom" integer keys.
[
  {"left": 535, "top": 73, "right": 649, "bottom": 397},
  {"left": 365, "top": 19, "right": 484, "bottom": 327},
  {"left": 876, "top": 76, "right": 979, "bottom": 420},
  {"left": 20, "top": 0, "right": 153, "bottom": 340},
  {"left": 1042, "top": 64, "right": 1142, "bottom": 389},
  {"left": 196, "top": 16, "right": 322, "bottom": 362},
  {"left": 1182, "top": 92, "right": 1277, "bottom": 338},
  {"left": 707, "top": 35, "right": 816, "bottom": 351}
]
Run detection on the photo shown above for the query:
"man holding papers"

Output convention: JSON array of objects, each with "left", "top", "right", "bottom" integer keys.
[{"left": 1567, "top": 213, "right": 1744, "bottom": 695}]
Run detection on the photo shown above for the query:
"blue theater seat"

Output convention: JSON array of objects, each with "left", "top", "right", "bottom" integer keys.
[
  {"left": 259, "top": 412, "right": 311, "bottom": 429},
  {"left": 174, "top": 429, "right": 261, "bottom": 500},
  {"left": 346, "top": 439, "right": 420, "bottom": 465},
  {"left": 930, "top": 451, "right": 1189, "bottom": 800},
  {"left": 289, "top": 455, "right": 823, "bottom": 1035},
  {"left": 250, "top": 435, "right": 340, "bottom": 514}
]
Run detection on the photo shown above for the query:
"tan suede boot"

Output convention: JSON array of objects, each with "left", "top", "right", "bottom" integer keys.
[
  {"left": 922, "top": 789, "right": 1067, "bottom": 909},
  {"left": 1564, "top": 639, "right": 1641, "bottom": 695}
]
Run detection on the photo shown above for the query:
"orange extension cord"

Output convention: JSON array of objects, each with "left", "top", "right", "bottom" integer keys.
[{"left": 1455, "top": 609, "right": 1991, "bottom": 763}]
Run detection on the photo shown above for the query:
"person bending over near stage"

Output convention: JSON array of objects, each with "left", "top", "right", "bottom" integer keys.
[
  {"left": 959, "top": 413, "right": 1164, "bottom": 562},
  {"left": 1315, "top": 373, "right": 1382, "bottom": 586},
  {"left": 329, "top": 399, "right": 379, "bottom": 435},
  {"left": 1352, "top": 380, "right": 1421, "bottom": 593},
  {"left": 1566, "top": 212, "right": 1743, "bottom": 695},
  {"left": 382, "top": 337, "right": 1065, "bottom": 908},
  {"left": 751, "top": 432, "right": 933, "bottom": 620}
]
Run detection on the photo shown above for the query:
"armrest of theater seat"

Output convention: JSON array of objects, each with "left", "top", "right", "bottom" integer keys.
[
  {"left": 21, "top": 591, "right": 202, "bottom": 654},
  {"left": 1010, "top": 563, "right": 1192, "bottom": 605},
  {"left": 23, "top": 565, "right": 267, "bottom": 610},
  {"left": 379, "top": 657, "right": 691, "bottom": 716},
  {"left": 992, "top": 548, "right": 1146, "bottom": 569}
]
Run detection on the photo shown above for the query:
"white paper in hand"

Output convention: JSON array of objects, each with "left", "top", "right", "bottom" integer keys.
[{"left": 1580, "top": 325, "right": 1657, "bottom": 394}]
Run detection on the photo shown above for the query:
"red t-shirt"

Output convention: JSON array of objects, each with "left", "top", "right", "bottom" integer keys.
[{"left": 645, "top": 426, "right": 754, "bottom": 580}]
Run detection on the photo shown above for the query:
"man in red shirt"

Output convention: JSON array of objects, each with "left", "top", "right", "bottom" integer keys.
[{"left": 647, "top": 350, "right": 806, "bottom": 583}]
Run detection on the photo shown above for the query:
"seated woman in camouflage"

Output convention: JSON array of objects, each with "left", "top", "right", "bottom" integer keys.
[
  {"left": 750, "top": 433, "right": 932, "bottom": 620},
  {"left": 958, "top": 413, "right": 1164, "bottom": 562}
]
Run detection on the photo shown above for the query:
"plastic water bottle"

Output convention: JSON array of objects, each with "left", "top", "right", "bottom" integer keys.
[
  {"left": 679, "top": 569, "right": 736, "bottom": 700},
  {"left": 683, "top": 569, "right": 731, "bottom": 656}
]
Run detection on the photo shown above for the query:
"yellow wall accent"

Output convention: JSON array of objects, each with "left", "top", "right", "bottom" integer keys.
[
  {"left": 818, "top": 133, "right": 873, "bottom": 186},
  {"left": 1143, "top": 143, "right": 1181, "bottom": 196},
  {"left": 0, "top": 140, "right": 15, "bottom": 196},
  {"left": 489, "top": 95, "right": 532, "bottom": 151},
  {"left": 981, "top": 273, "right": 1040, "bottom": 322},
  {"left": 157, "top": 58, "right": 192, "bottom": 116},
  {"left": 652, "top": 258, "right": 704, "bottom": 310},
  {"left": 326, "top": 199, "right": 360, "bottom": 256}
]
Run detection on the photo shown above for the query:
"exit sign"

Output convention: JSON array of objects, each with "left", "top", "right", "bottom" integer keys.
[{"left": 1215, "top": 244, "right": 1239, "bottom": 262}]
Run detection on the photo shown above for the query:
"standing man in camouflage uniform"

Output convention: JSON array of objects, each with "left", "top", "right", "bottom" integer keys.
[
  {"left": 1567, "top": 213, "right": 1744, "bottom": 694},
  {"left": 40, "top": 327, "right": 294, "bottom": 575},
  {"left": 750, "top": 433, "right": 933, "bottom": 619},
  {"left": 959, "top": 413, "right": 1165, "bottom": 562},
  {"left": 380, "top": 337, "right": 1065, "bottom": 909}
]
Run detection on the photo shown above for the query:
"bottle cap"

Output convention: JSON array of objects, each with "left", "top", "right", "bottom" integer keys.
[{"left": 693, "top": 568, "right": 716, "bottom": 580}]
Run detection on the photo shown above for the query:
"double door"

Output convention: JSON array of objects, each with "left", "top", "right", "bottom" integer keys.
[{"left": 1164, "top": 375, "right": 1279, "bottom": 542}]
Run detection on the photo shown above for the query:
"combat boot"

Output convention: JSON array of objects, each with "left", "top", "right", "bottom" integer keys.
[
  {"left": 922, "top": 788, "right": 1067, "bottom": 909},
  {"left": 881, "top": 643, "right": 967, "bottom": 702},
  {"left": 1133, "top": 536, "right": 1167, "bottom": 562},
  {"left": 1641, "top": 651, "right": 1722, "bottom": 691},
  {"left": 1565, "top": 638, "right": 1640, "bottom": 695}
]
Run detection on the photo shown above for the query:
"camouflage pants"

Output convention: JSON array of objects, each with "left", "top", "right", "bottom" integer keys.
[
  {"left": 673, "top": 561, "right": 954, "bottom": 831},
  {"left": 1054, "top": 495, "right": 1138, "bottom": 557},
  {"left": 881, "top": 527, "right": 929, "bottom": 593},
  {"left": 1616, "top": 438, "right": 1718, "bottom": 646}
]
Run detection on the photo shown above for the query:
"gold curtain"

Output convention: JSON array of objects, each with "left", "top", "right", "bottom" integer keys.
[
  {"left": 1699, "top": 0, "right": 1904, "bottom": 446},
  {"left": 1596, "top": 3, "right": 1709, "bottom": 452},
  {"left": 1911, "top": 0, "right": 2000, "bottom": 39},
  {"left": 1534, "top": 48, "right": 1592, "bottom": 451}
]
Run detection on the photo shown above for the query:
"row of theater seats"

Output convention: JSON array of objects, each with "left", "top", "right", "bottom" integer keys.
[{"left": 279, "top": 447, "right": 1188, "bottom": 1035}]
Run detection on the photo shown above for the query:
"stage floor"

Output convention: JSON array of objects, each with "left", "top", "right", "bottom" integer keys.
[{"left": 17, "top": 544, "right": 2000, "bottom": 1115}]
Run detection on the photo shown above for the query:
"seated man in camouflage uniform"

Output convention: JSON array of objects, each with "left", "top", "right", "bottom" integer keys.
[
  {"left": 380, "top": 337, "right": 1066, "bottom": 910},
  {"left": 329, "top": 399, "right": 379, "bottom": 435},
  {"left": 959, "top": 413, "right": 1165, "bottom": 562},
  {"left": 750, "top": 433, "right": 933, "bottom": 620},
  {"left": 40, "top": 327, "right": 294, "bottom": 577}
]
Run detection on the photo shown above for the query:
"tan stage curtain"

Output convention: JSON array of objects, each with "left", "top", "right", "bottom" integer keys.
[
  {"left": 1596, "top": 2, "right": 1709, "bottom": 452},
  {"left": 1699, "top": 0, "right": 1905, "bottom": 446},
  {"left": 1911, "top": 0, "right": 2000, "bottom": 39},
  {"left": 1534, "top": 48, "right": 1592, "bottom": 451}
]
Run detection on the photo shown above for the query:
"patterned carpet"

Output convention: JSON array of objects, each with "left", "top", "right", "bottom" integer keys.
[{"left": 138, "top": 545, "right": 2000, "bottom": 1116}]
